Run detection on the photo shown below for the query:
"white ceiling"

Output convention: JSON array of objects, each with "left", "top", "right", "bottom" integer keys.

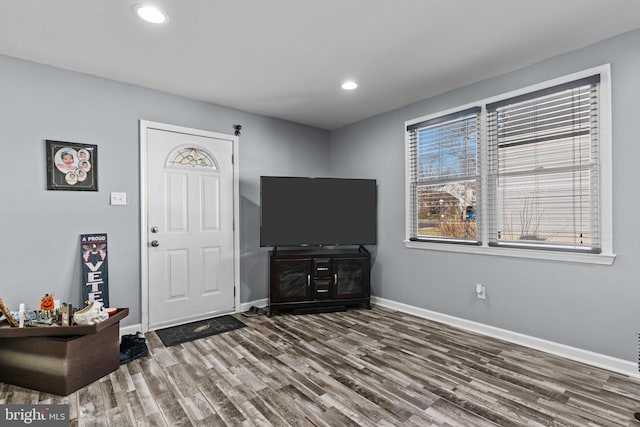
[{"left": 1, "top": 1, "right": 640, "bottom": 130}]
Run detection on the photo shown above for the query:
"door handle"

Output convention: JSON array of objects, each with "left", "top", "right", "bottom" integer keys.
[
  {"left": 151, "top": 240, "right": 160, "bottom": 247},
  {"left": 151, "top": 226, "right": 159, "bottom": 233}
]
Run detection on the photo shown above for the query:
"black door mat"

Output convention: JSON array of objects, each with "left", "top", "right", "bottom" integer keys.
[{"left": 155, "top": 315, "right": 246, "bottom": 347}]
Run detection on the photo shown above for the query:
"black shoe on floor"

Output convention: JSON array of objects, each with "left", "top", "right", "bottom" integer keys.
[
  {"left": 119, "top": 332, "right": 149, "bottom": 364},
  {"left": 121, "top": 331, "right": 144, "bottom": 345},
  {"left": 243, "top": 306, "right": 260, "bottom": 317}
]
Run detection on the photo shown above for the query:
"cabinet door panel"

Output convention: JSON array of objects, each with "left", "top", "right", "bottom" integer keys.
[
  {"left": 334, "top": 258, "right": 368, "bottom": 299},
  {"left": 272, "top": 259, "right": 312, "bottom": 302}
]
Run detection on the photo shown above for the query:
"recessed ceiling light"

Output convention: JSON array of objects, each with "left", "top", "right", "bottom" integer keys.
[
  {"left": 135, "top": 5, "right": 167, "bottom": 24},
  {"left": 341, "top": 81, "right": 358, "bottom": 90}
]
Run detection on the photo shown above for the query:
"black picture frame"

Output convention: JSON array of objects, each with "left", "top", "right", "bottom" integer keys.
[{"left": 46, "top": 140, "right": 98, "bottom": 191}]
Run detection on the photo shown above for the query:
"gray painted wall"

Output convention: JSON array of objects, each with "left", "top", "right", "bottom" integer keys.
[
  {"left": 330, "top": 28, "right": 640, "bottom": 362},
  {"left": 3, "top": 29, "right": 639, "bottom": 364},
  {"left": 0, "top": 54, "right": 330, "bottom": 327}
]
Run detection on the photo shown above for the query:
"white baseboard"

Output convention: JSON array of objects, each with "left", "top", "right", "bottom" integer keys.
[
  {"left": 371, "top": 296, "right": 639, "bottom": 378},
  {"left": 119, "top": 323, "right": 143, "bottom": 338},
  {"left": 240, "top": 298, "right": 269, "bottom": 313}
]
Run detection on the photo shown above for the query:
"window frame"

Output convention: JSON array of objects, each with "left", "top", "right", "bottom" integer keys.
[
  {"left": 404, "top": 64, "right": 614, "bottom": 265},
  {"left": 407, "top": 107, "right": 481, "bottom": 245}
]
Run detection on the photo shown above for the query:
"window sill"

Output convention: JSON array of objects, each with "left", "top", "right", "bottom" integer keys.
[{"left": 404, "top": 240, "right": 616, "bottom": 265}]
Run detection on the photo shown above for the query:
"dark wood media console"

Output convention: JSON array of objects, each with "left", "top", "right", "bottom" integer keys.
[{"left": 268, "top": 248, "right": 370, "bottom": 316}]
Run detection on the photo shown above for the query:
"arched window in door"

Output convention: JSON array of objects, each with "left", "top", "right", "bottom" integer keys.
[{"left": 165, "top": 145, "right": 218, "bottom": 170}]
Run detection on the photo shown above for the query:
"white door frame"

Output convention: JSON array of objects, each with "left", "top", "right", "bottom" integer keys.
[{"left": 139, "top": 120, "right": 240, "bottom": 332}]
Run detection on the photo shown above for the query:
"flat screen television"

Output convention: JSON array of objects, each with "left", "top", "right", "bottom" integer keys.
[{"left": 260, "top": 176, "right": 377, "bottom": 247}]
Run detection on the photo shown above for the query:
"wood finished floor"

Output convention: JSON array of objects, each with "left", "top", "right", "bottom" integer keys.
[{"left": 2, "top": 305, "right": 640, "bottom": 426}]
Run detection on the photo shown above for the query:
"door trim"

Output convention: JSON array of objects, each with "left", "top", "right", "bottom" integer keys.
[{"left": 139, "top": 120, "right": 240, "bottom": 332}]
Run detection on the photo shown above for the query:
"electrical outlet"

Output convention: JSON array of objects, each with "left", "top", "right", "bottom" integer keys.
[{"left": 476, "top": 283, "right": 486, "bottom": 299}]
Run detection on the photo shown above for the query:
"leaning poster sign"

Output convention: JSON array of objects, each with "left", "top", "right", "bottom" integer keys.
[{"left": 80, "top": 233, "right": 109, "bottom": 307}]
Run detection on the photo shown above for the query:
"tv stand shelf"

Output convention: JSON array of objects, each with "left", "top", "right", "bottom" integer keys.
[{"left": 268, "top": 248, "right": 370, "bottom": 316}]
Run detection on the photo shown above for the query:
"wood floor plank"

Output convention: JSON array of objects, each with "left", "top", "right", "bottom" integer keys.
[
  {"left": 105, "top": 406, "right": 137, "bottom": 427},
  {"left": 424, "top": 398, "right": 496, "bottom": 426},
  {"left": 196, "top": 378, "right": 248, "bottom": 425},
  {"left": 130, "top": 371, "right": 163, "bottom": 417},
  {"left": 124, "top": 389, "right": 153, "bottom": 427},
  {"left": 3, "top": 305, "right": 640, "bottom": 425},
  {"left": 311, "top": 371, "right": 398, "bottom": 425},
  {"left": 154, "top": 390, "right": 193, "bottom": 427},
  {"left": 77, "top": 380, "right": 108, "bottom": 426},
  {"left": 178, "top": 391, "right": 218, "bottom": 424},
  {"left": 317, "top": 392, "right": 382, "bottom": 427},
  {"left": 245, "top": 393, "right": 289, "bottom": 427}
]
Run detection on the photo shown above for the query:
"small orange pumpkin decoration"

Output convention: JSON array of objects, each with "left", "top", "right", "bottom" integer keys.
[{"left": 40, "top": 294, "right": 55, "bottom": 311}]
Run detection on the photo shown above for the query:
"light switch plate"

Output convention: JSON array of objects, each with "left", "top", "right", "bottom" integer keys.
[{"left": 110, "top": 192, "right": 127, "bottom": 206}]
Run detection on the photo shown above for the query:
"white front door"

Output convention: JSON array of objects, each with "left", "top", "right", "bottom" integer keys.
[{"left": 143, "top": 122, "right": 237, "bottom": 330}]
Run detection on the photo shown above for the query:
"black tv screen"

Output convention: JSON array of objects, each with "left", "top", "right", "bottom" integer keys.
[{"left": 260, "top": 176, "right": 377, "bottom": 247}]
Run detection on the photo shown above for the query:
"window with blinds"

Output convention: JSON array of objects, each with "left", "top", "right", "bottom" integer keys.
[
  {"left": 407, "top": 107, "right": 480, "bottom": 243},
  {"left": 405, "top": 66, "right": 610, "bottom": 260},
  {"left": 486, "top": 75, "right": 600, "bottom": 252}
]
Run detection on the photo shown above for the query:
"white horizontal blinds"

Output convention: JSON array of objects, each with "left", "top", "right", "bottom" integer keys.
[
  {"left": 487, "top": 75, "right": 600, "bottom": 252},
  {"left": 407, "top": 107, "right": 480, "bottom": 243}
]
